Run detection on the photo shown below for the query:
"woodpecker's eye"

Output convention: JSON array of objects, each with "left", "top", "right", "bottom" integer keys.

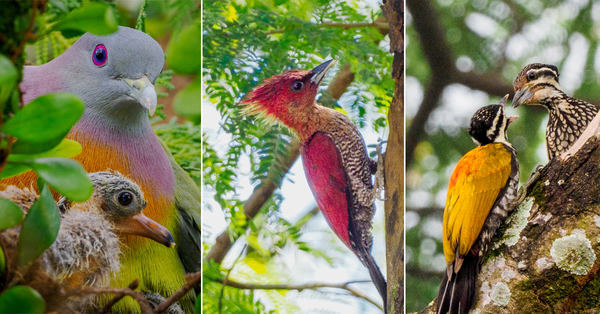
[
  {"left": 92, "top": 44, "right": 108, "bottom": 66},
  {"left": 291, "top": 81, "right": 304, "bottom": 92},
  {"left": 526, "top": 72, "right": 535, "bottom": 81},
  {"left": 117, "top": 191, "right": 133, "bottom": 206}
]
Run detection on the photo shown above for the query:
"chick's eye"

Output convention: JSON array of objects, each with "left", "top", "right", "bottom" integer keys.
[
  {"left": 291, "top": 81, "right": 304, "bottom": 92},
  {"left": 526, "top": 72, "right": 535, "bottom": 81},
  {"left": 117, "top": 191, "right": 133, "bottom": 206},
  {"left": 92, "top": 44, "right": 107, "bottom": 66}
]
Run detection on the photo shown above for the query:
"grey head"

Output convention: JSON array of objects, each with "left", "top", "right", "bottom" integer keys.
[{"left": 34, "top": 26, "right": 164, "bottom": 122}]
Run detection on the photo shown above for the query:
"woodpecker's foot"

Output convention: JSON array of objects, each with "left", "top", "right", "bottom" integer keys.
[
  {"left": 373, "top": 141, "right": 387, "bottom": 201},
  {"left": 143, "top": 291, "right": 185, "bottom": 314},
  {"left": 517, "top": 165, "right": 544, "bottom": 204}
]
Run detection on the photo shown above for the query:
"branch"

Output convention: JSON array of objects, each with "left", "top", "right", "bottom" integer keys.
[
  {"left": 264, "top": 21, "right": 389, "bottom": 35},
  {"left": 207, "top": 277, "right": 384, "bottom": 311},
  {"left": 152, "top": 272, "right": 202, "bottom": 313},
  {"left": 205, "top": 64, "right": 356, "bottom": 264},
  {"left": 63, "top": 282, "right": 153, "bottom": 314}
]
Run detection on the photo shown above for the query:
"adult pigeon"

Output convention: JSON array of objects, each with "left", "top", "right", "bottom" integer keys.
[{"left": 3, "top": 27, "right": 201, "bottom": 312}]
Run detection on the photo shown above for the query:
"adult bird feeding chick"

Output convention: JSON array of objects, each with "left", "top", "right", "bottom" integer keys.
[
  {"left": 513, "top": 63, "right": 598, "bottom": 160},
  {"left": 3, "top": 26, "right": 201, "bottom": 312},
  {"left": 0, "top": 171, "right": 175, "bottom": 311},
  {"left": 436, "top": 96, "right": 519, "bottom": 314},
  {"left": 240, "top": 60, "right": 387, "bottom": 308}
]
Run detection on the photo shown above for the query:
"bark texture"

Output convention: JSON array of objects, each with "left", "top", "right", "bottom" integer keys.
[
  {"left": 416, "top": 136, "right": 600, "bottom": 313},
  {"left": 382, "top": 0, "right": 404, "bottom": 313}
]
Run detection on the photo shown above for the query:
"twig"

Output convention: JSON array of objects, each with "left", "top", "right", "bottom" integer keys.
[
  {"left": 64, "top": 283, "right": 153, "bottom": 314},
  {"left": 100, "top": 279, "right": 140, "bottom": 314},
  {"left": 152, "top": 272, "right": 201, "bottom": 313},
  {"left": 11, "top": 0, "right": 38, "bottom": 62},
  {"left": 208, "top": 277, "right": 384, "bottom": 311},
  {"left": 264, "top": 22, "right": 388, "bottom": 35},
  {"left": 219, "top": 244, "right": 247, "bottom": 314}
]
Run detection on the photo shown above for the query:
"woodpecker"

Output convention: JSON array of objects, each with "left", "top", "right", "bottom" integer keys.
[
  {"left": 240, "top": 60, "right": 387, "bottom": 308},
  {"left": 513, "top": 63, "right": 598, "bottom": 160},
  {"left": 437, "top": 95, "right": 520, "bottom": 314}
]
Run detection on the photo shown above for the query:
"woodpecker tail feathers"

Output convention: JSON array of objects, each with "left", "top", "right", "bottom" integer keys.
[
  {"left": 363, "top": 252, "right": 387, "bottom": 312},
  {"left": 436, "top": 254, "right": 479, "bottom": 314}
]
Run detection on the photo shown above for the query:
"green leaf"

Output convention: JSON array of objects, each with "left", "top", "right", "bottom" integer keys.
[
  {"left": 8, "top": 139, "right": 83, "bottom": 162},
  {"left": 4, "top": 93, "right": 84, "bottom": 154},
  {"left": 135, "top": 0, "right": 149, "bottom": 32},
  {"left": 52, "top": 2, "right": 118, "bottom": 35},
  {"left": 17, "top": 185, "right": 60, "bottom": 267},
  {"left": 166, "top": 24, "right": 201, "bottom": 74},
  {"left": 1, "top": 163, "right": 31, "bottom": 179},
  {"left": 0, "top": 286, "right": 45, "bottom": 314},
  {"left": 0, "top": 197, "right": 24, "bottom": 230},
  {"left": 173, "top": 79, "right": 201, "bottom": 118},
  {"left": 195, "top": 294, "right": 201, "bottom": 314},
  {"left": 0, "top": 245, "right": 5, "bottom": 276},
  {"left": 24, "top": 158, "right": 93, "bottom": 202},
  {"left": 0, "top": 54, "right": 17, "bottom": 110}
]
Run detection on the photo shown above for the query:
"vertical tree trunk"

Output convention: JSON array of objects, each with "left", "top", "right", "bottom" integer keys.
[{"left": 382, "top": 0, "right": 405, "bottom": 313}]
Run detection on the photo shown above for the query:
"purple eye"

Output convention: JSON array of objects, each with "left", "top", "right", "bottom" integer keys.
[{"left": 92, "top": 44, "right": 107, "bottom": 66}]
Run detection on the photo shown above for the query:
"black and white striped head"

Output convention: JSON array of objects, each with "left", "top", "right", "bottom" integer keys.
[
  {"left": 468, "top": 95, "right": 518, "bottom": 146},
  {"left": 513, "top": 63, "right": 561, "bottom": 108}
]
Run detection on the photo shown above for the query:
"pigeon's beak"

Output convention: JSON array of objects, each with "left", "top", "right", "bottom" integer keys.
[
  {"left": 310, "top": 59, "right": 337, "bottom": 85},
  {"left": 512, "top": 86, "right": 533, "bottom": 108},
  {"left": 114, "top": 212, "right": 176, "bottom": 248},
  {"left": 121, "top": 75, "right": 158, "bottom": 115}
]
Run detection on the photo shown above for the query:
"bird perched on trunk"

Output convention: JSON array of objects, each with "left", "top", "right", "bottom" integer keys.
[
  {"left": 437, "top": 96, "right": 519, "bottom": 314},
  {"left": 240, "top": 60, "right": 387, "bottom": 308},
  {"left": 3, "top": 27, "right": 201, "bottom": 312},
  {"left": 1, "top": 171, "right": 175, "bottom": 311},
  {"left": 513, "top": 63, "right": 598, "bottom": 160}
]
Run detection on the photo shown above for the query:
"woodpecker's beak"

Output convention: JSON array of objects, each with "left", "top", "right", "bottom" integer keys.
[
  {"left": 508, "top": 115, "right": 519, "bottom": 126},
  {"left": 512, "top": 86, "right": 533, "bottom": 108},
  {"left": 310, "top": 60, "right": 337, "bottom": 85},
  {"left": 113, "top": 212, "right": 176, "bottom": 248},
  {"left": 121, "top": 75, "right": 158, "bottom": 115},
  {"left": 499, "top": 94, "right": 509, "bottom": 107}
]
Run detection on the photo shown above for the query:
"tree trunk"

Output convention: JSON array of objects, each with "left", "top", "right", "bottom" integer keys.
[
  {"left": 416, "top": 136, "right": 600, "bottom": 313},
  {"left": 382, "top": 0, "right": 404, "bottom": 313}
]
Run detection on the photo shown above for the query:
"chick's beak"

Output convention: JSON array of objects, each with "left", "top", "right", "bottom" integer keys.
[
  {"left": 114, "top": 212, "right": 176, "bottom": 248},
  {"left": 310, "top": 59, "right": 337, "bottom": 85},
  {"left": 512, "top": 86, "right": 533, "bottom": 108},
  {"left": 121, "top": 75, "right": 158, "bottom": 115},
  {"left": 508, "top": 115, "right": 519, "bottom": 125}
]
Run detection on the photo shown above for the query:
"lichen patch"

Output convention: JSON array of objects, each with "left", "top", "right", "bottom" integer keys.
[
  {"left": 490, "top": 282, "right": 511, "bottom": 306},
  {"left": 536, "top": 257, "right": 554, "bottom": 270},
  {"left": 500, "top": 197, "right": 533, "bottom": 247},
  {"left": 550, "top": 231, "right": 597, "bottom": 276}
]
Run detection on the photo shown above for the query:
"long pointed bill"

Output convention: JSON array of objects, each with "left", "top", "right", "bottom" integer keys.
[
  {"left": 512, "top": 86, "right": 533, "bottom": 108},
  {"left": 310, "top": 59, "right": 337, "bottom": 85},
  {"left": 114, "top": 212, "right": 176, "bottom": 248},
  {"left": 499, "top": 94, "right": 509, "bottom": 107},
  {"left": 121, "top": 75, "right": 158, "bottom": 115}
]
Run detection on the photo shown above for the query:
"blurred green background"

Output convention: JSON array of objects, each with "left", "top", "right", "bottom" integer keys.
[{"left": 406, "top": 0, "right": 600, "bottom": 311}]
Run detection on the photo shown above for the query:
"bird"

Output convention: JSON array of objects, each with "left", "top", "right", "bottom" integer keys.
[
  {"left": 436, "top": 95, "right": 520, "bottom": 314},
  {"left": 3, "top": 26, "right": 201, "bottom": 312},
  {"left": 240, "top": 60, "right": 387, "bottom": 308},
  {"left": 0, "top": 171, "right": 176, "bottom": 312},
  {"left": 513, "top": 63, "right": 598, "bottom": 160}
]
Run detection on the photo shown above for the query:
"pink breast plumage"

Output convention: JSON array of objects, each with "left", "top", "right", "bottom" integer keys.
[{"left": 301, "top": 132, "right": 351, "bottom": 247}]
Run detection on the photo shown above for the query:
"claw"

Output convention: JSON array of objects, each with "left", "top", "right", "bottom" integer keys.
[
  {"left": 516, "top": 165, "right": 544, "bottom": 204},
  {"left": 373, "top": 140, "right": 388, "bottom": 202}
]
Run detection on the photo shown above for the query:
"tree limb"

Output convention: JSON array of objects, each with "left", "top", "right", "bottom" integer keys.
[{"left": 207, "top": 277, "right": 384, "bottom": 311}]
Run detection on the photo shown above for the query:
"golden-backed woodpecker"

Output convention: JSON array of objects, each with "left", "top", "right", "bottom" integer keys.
[
  {"left": 239, "top": 60, "right": 387, "bottom": 307},
  {"left": 436, "top": 95, "right": 520, "bottom": 314},
  {"left": 513, "top": 63, "right": 598, "bottom": 160}
]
